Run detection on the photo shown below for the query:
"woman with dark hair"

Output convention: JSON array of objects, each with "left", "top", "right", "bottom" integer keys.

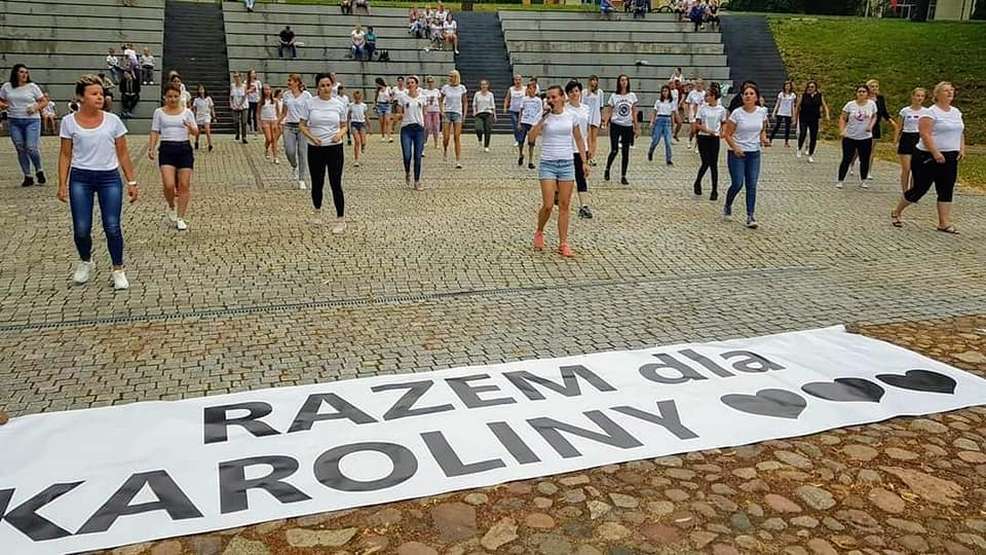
[
  {"left": 603, "top": 74, "right": 638, "bottom": 185},
  {"left": 770, "top": 80, "right": 796, "bottom": 147},
  {"left": 246, "top": 69, "right": 262, "bottom": 135},
  {"left": 280, "top": 73, "right": 312, "bottom": 190},
  {"left": 721, "top": 82, "right": 769, "bottom": 229},
  {"left": 374, "top": 77, "right": 394, "bottom": 143},
  {"left": 192, "top": 84, "right": 215, "bottom": 151},
  {"left": 57, "top": 74, "right": 138, "bottom": 289},
  {"left": 836, "top": 84, "right": 877, "bottom": 189},
  {"left": 891, "top": 82, "right": 964, "bottom": 234},
  {"left": 148, "top": 82, "right": 199, "bottom": 231},
  {"left": 299, "top": 73, "right": 348, "bottom": 233},
  {"left": 565, "top": 80, "right": 593, "bottom": 219},
  {"left": 648, "top": 84, "right": 677, "bottom": 166},
  {"left": 1, "top": 64, "right": 49, "bottom": 186},
  {"left": 795, "top": 80, "right": 829, "bottom": 163},
  {"left": 396, "top": 75, "right": 428, "bottom": 190},
  {"left": 692, "top": 86, "right": 727, "bottom": 200},
  {"left": 517, "top": 79, "right": 542, "bottom": 169},
  {"left": 529, "top": 85, "right": 588, "bottom": 258}
]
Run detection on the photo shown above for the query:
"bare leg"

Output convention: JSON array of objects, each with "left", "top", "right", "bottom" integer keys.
[
  {"left": 898, "top": 154, "right": 911, "bottom": 192},
  {"left": 176, "top": 169, "right": 193, "bottom": 218},
  {"left": 453, "top": 121, "right": 462, "bottom": 162},
  {"left": 160, "top": 166, "right": 177, "bottom": 209},
  {"left": 937, "top": 202, "right": 952, "bottom": 229},
  {"left": 442, "top": 120, "right": 451, "bottom": 157},
  {"left": 537, "top": 180, "right": 556, "bottom": 233},
  {"left": 556, "top": 180, "right": 574, "bottom": 244}
]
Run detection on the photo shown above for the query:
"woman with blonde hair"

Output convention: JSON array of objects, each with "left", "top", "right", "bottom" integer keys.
[
  {"left": 440, "top": 69, "right": 468, "bottom": 168},
  {"left": 891, "top": 82, "right": 964, "bottom": 233},
  {"left": 894, "top": 87, "right": 926, "bottom": 193},
  {"left": 280, "top": 73, "right": 312, "bottom": 189},
  {"left": 259, "top": 84, "right": 281, "bottom": 163}
]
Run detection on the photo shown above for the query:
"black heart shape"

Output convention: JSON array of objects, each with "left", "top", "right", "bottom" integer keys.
[
  {"left": 876, "top": 369, "right": 956, "bottom": 395},
  {"left": 720, "top": 388, "right": 807, "bottom": 419},
  {"left": 802, "top": 378, "right": 885, "bottom": 403}
]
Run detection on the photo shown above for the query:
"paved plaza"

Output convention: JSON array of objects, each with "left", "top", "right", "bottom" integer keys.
[{"left": 1, "top": 133, "right": 984, "bottom": 416}]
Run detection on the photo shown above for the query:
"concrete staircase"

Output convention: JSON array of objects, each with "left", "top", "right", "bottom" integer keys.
[
  {"left": 453, "top": 12, "right": 514, "bottom": 135},
  {"left": 719, "top": 14, "right": 789, "bottom": 114}
]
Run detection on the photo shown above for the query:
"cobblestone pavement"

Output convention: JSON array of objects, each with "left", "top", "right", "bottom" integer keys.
[{"left": 86, "top": 315, "right": 986, "bottom": 554}]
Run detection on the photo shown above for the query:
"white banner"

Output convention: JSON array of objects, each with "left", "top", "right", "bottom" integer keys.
[{"left": 1, "top": 326, "right": 984, "bottom": 554}]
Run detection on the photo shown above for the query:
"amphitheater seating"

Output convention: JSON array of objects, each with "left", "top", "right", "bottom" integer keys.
[
  {"left": 0, "top": 0, "right": 165, "bottom": 133},
  {"left": 499, "top": 11, "right": 731, "bottom": 114},
  {"left": 222, "top": 4, "right": 455, "bottom": 115}
]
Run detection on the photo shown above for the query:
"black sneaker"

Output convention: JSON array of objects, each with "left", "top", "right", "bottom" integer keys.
[
  {"left": 647, "top": 151, "right": 653, "bottom": 162},
  {"left": 35, "top": 171, "right": 46, "bottom": 185},
  {"left": 195, "top": 142, "right": 200, "bottom": 150},
  {"left": 517, "top": 155, "right": 524, "bottom": 167},
  {"left": 234, "top": 135, "right": 240, "bottom": 142},
  {"left": 578, "top": 205, "right": 593, "bottom": 219},
  {"left": 620, "top": 176, "right": 629, "bottom": 186},
  {"left": 666, "top": 160, "right": 674, "bottom": 166},
  {"left": 693, "top": 183, "right": 702, "bottom": 196},
  {"left": 209, "top": 144, "right": 214, "bottom": 152},
  {"left": 21, "top": 176, "right": 34, "bottom": 187},
  {"left": 604, "top": 169, "right": 610, "bottom": 181},
  {"left": 710, "top": 191, "right": 718, "bottom": 201},
  {"left": 242, "top": 139, "right": 248, "bottom": 145},
  {"left": 527, "top": 162, "right": 535, "bottom": 170}
]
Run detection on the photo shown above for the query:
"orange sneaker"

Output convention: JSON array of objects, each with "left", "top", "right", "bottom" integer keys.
[
  {"left": 533, "top": 231, "right": 545, "bottom": 251},
  {"left": 558, "top": 243, "right": 573, "bottom": 257}
]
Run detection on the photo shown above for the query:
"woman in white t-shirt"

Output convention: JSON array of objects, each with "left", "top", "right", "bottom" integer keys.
[
  {"left": 279, "top": 74, "right": 313, "bottom": 190},
  {"left": 648, "top": 85, "right": 678, "bottom": 166},
  {"left": 1, "top": 64, "right": 49, "bottom": 186},
  {"left": 517, "top": 79, "right": 543, "bottom": 169},
  {"left": 894, "top": 87, "right": 926, "bottom": 193},
  {"left": 685, "top": 80, "right": 707, "bottom": 150},
  {"left": 472, "top": 80, "right": 496, "bottom": 152},
  {"left": 721, "top": 83, "right": 769, "bottom": 229},
  {"left": 442, "top": 13, "right": 460, "bottom": 55},
  {"left": 584, "top": 75, "right": 604, "bottom": 166},
  {"left": 246, "top": 69, "right": 262, "bottom": 134},
  {"left": 349, "top": 89, "right": 368, "bottom": 167},
  {"left": 422, "top": 76, "right": 442, "bottom": 151},
  {"left": 892, "top": 81, "right": 965, "bottom": 234},
  {"left": 504, "top": 74, "right": 525, "bottom": 147},
  {"left": 440, "top": 70, "right": 468, "bottom": 168},
  {"left": 259, "top": 84, "right": 282, "bottom": 164},
  {"left": 299, "top": 73, "right": 349, "bottom": 234},
  {"left": 770, "top": 80, "right": 797, "bottom": 147},
  {"left": 192, "top": 84, "right": 215, "bottom": 152},
  {"left": 692, "top": 87, "right": 727, "bottom": 200},
  {"left": 565, "top": 80, "right": 593, "bottom": 221},
  {"left": 603, "top": 74, "right": 638, "bottom": 186},
  {"left": 57, "top": 74, "right": 138, "bottom": 290},
  {"left": 396, "top": 76, "right": 429, "bottom": 190},
  {"left": 836, "top": 84, "right": 878, "bottom": 188},
  {"left": 148, "top": 83, "right": 199, "bottom": 231},
  {"left": 528, "top": 85, "right": 588, "bottom": 259},
  {"left": 229, "top": 72, "right": 249, "bottom": 144}
]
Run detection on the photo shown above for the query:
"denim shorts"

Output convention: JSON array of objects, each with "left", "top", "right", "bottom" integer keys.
[
  {"left": 446, "top": 111, "right": 462, "bottom": 123},
  {"left": 375, "top": 102, "right": 391, "bottom": 115},
  {"left": 538, "top": 158, "right": 576, "bottom": 181}
]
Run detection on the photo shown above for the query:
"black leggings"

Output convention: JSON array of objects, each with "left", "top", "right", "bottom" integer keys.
[
  {"left": 905, "top": 150, "right": 958, "bottom": 204},
  {"left": 573, "top": 154, "right": 588, "bottom": 193},
  {"left": 248, "top": 101, "right": 258, "bottom": 131},
  {"left": 307, "top": 143, "right": 345, "bottom": 216},
  {"left": 606, "top": 123, "right": 634, "bottom": 178},
  {"left": 770, "top": 115, "right": 792, "bottom": 143},
  {"left": 693, "top": 135, "right": 720, "bottom": 193},
  {"left": 837, "top": 138, "right": 872, "bottom": 182},
  {"left": 798, "top": 117, "right": 819, "bottom": 155}
]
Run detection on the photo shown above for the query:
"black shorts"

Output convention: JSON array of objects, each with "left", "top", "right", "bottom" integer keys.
[
  {"left": 897, "top": 132, "right": 919, "bottom": 155},
  {"left": 159, "top": 141, "right": 194, "bottom": 169}
]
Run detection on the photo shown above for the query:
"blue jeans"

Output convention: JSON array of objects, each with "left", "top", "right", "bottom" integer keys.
[
  {"left": 9, "top": 117, "right": 43, "bottom": 176},
  {"left": 725, "top": 150, "right": 761, "bottom": 219},
  {"left": 648, "top": 116, "right": 673, "bottom": 162},
  {"left": 69, "top": 168, "right": 125, "bottom": 266},
  {"left": 509, "top": 111, "right": 521, "bottom": 143},
  {"left": 401, "top": 124, "right": 425, "bottom": 181}
]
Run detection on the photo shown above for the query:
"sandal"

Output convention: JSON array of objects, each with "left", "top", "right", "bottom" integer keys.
[
  {"left": 936, "top": 225, "right": 959, "bottom": 235},
  {"left": 890, "top": 211, "right": 902, "bottom": 228}
]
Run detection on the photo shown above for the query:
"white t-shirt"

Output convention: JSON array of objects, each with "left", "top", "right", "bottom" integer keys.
[
  {"left": 230, "top": 84, "right": 248, "bottom": 111},
  {"left": 508, "top": 86, "right": 525, "bottom": 112},
  {"left": 42, "top": 101, "right": 55, "bottom": 116},
  {"left": 671, "top": 88, "right": 681, "bottom": 110},
  {"left": 520, "top": 96, "right": 543, "bottom": 126},
  {"left": 540, "top": 110, "right": 578, "bottom": 161},
  {"left": 566, "top": 103, "right": 589, "bottom": 154},
  {"left": 349, "top": 102, "right": 367, "bottom": 123},
  {"left": 917, "top": 105, "right": 964, "bottom": 152},
  {"left": 473, "top": 91, "right": 495, "bottom": 115},
  {"left": 141, "top": 54, "right": 155, "bottom": 67},
  {"left": 842, "top": 100, "right": 877, "bottom": 140},
  {"left": 246, "top": 80, "right": 262, "bottom": 103},
  {"left": 776, "top": 92, "right": 796, "bottom": 117},
  {"left": 192, "top": 96, "right": 214, "bottom": 124},
  {"left": 584, "top": 89, "right": 603, "bottom": 127},
  {"left": 151, "top": 108, "right": 197, "bottom": 142},
  {"left": 376, "top": 87, "right": 392, "bottom": 104},
  {"left": 351, "top": 30, "right": 366, "bottom": 46},
  {"left": 423, "top": 88, "right": 441, "bottom": 113},
  {"left": 396, "top": 91, "right": 427, "bottom": 127},
  {"left": 898, "top": 106, "right": 924, "bottom": 134},
  {"left": 728, "top": 106, "right": 768, "bottom": 152},
  {"left": 687, "top": 89, "right": 706, "bottom": 109},
  {"left": 260, "top": 99, "right": 279, "bottom": 121},
  {"left": 441, "top": 84, "right": 467, "bottom": 114},
  {"left": 608, "top": 92, "right": 638, "bottom": 127},
  {"left": 282, "top": 89, "right": 312, "bottom": 123},
  {"left": 696, "top": 104, "right": 727, "bottom": 136},
  {"left": 301, "top": 96, "right": 347, "bottom": 145},
  {"left": 443, "top": 20, "right": 457, "bottom": 34},
  {"left": 653, "top": 99, "right": 676, "bottom": 117},
  {"left": 59, "top": 112, "right": 128, "bottom": 171},
  {"left": 106, "top": 54, "right": 119, "bottom": 68},
  {"left": 0, "top": 82, "right": 45, "bottom": 119}
]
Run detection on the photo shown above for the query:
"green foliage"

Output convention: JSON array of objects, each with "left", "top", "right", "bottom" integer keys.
[
  {"left": 726, "top": 0, "right": 860, "bottom": 15},
  {"left": 769, "top": 16, "right": 986, "bottom": 143}
]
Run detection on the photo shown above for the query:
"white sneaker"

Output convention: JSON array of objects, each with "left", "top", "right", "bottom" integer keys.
[
  {"left": 111, "top": 269, "right": 129, "bottom": 290},
  {"left": 72, "top": 260, "right": 93, "bottom": 284},
  {"left": 796, "top": 150, "right": 802, "bottom": 159},
  {"left": 176, "top": 218, "right": 189, "bottom": 231},
  {"left": 310, "top": 209, "right": 322, "bottom": 225},
  {"left": 456, "top": 162, "right": 463, "bottom": 169},
  {"left": 860, "top": 181, "right": 869, "bottom": 189},
  {"left": 867, "top": 173, "right": 875, "bottom": 180},
  {"left": 484, "top": 147, "right": 490, "bottom": 153},
  {"left": 808, "top": 156, "right": 815, "bottom": 163},
  {"left": 849, "top": 165, "right": 856, "bottom": 176},
  {"left": 835, "top": 181, "right": 844, "bottom": 189},
  {"left": 167, "top": 208, "right": 178, "bottom": 223},
  {"left": 513, "top": 141, "right": 519, "bottom": 147},
  {"left": 354, "top": 161, "right": 360, "bottom": 167},
  {"left": 274, "top": 157, "right": 280, "bottom": 165},
  {"left": 299, "top": 179, "right": 307, "bottom": 190},
  {"left": 331, "top": 218, "right": 346, "bottom": 234}
]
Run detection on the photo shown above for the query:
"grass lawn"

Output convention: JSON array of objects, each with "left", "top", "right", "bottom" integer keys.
[{"left": 768, "top": 16, "right": 986, "bottom": 146}]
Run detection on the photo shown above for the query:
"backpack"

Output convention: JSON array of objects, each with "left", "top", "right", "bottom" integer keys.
[{"left": 377, "top": 50, "right": 391, "bottom": 62}]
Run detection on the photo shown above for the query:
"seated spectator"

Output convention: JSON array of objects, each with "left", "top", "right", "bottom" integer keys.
[
  {"left": 442, "top": 13, "right": 459, "bottom": 55},
  {"left": 119, "top": 69, "right": 139, "bottom": 119},
  {"left": 600, "top": 0, "right": 615, "bottom": 16},
  {"left": 706, "top": 0, "right": 721, "bottom": 30},
  {"left": 366, "top": 26, "right": 378, "bottom": 59},
  {"left": 354, "top": 0, "right": 369, "bottom": 14},
  {"left": 279, "top": 25, "right": 297, "bottom": 58},
  {"left": 141, "top": 47, "right": 155, "bottom": 85},
  {"left": 351, "top": 24, "right": 367, "bottom": 60},
  {"left": 632, "top": 0, "right": 647, "bottom": 18},
  {"left": 436, "top": 2, "right": 449, "bottom": 25},
  {"left": 106, "top": 48, "right": 121, "bottom": 84},
  {"left": 244, "top": 0, "right": 256, "bottom": 12},
  {"left": 427, "top": 18, "right": 443, "bottom": 50},
  {"left": 41, "top": 92, "right": 57, "bottom": 135},
  {"left": 341, "top": 0, "right": 352, "bottom": 14},
  {"left": 98, "top": 72, "right": 115, "bottom": 112},
  {"left": 410, "top": 12, "right": 427, "bottom": 37},
  {"left": 689, "top": 1, "right": 708, "bottom": 31}
]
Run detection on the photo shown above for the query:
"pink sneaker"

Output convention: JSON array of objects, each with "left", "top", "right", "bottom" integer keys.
[
  {"left": 533, "top": 231, "right": 545, "bottom": 251},
  {"left": 558, "top": 243, "right": 573, "bottom": 257}
]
